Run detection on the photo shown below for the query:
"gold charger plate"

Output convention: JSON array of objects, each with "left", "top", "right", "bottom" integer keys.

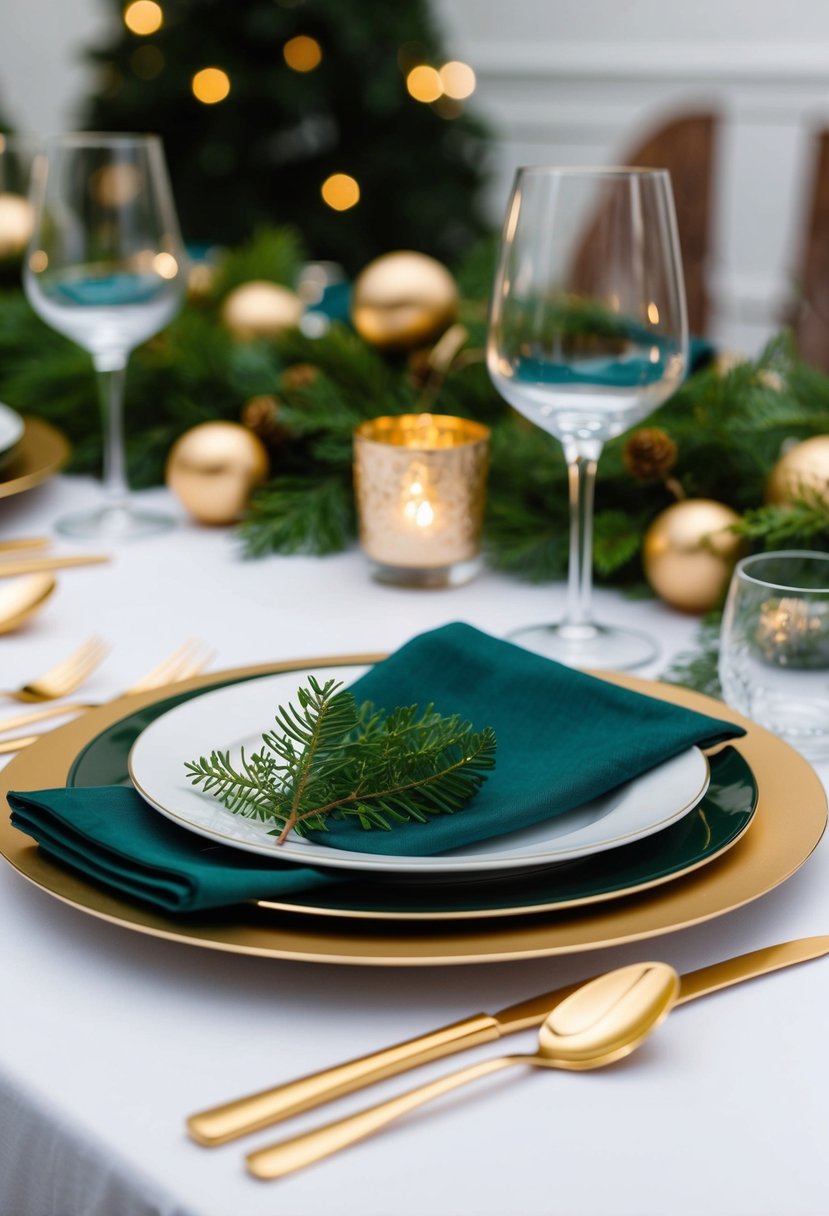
[
  {"left": 0, "top": 417, "right": 71, "bottom": 500},
  {"left": 0, "top": 656, "right": 826, "bottom": 966}
]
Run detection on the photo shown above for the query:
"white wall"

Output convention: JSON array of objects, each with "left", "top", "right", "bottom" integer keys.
[
  {"left": 1, "top": 0, "right": 113, "bottom": 134},
  {"left": 440, "top": 0, "right": 829, "bottom": 354},
  {"left": 4, "top": 0, "right": 829, "bottom": 354}
]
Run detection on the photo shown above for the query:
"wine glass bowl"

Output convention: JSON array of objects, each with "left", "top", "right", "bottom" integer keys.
[
  {"left": 24, "top": 133, "right": 186, "bottom": 540},
  {"left": 487, "top": 167, "right": 688, "bottom": 669}
]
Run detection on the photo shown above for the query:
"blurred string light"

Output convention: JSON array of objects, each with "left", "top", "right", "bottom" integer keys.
[
  {"left": 404, "top": 56, "right": 476, "bottom": 111},
  {"left": 283, "top": 35, "right": 322, "bottom": 72},
  {"left": 153, "top": 252, "right": 179, "bottom": 279},
  {"left": 91, "top": 162, "right": 142, "bottom": 206},
  {"left": 123, "top": 1, "right": 163, "bottom": 36},
  {"left": 192, "top": 67, "right": 231, "bottom": 104},
  {"left": 406, "top": 65, "right": 441, "bottom": 103},
  {"left": 439, "top": 61, "right": 475, "bottom": 99},
  {"left": 321, "top": 173, "right": 360, "bottom": 211}
]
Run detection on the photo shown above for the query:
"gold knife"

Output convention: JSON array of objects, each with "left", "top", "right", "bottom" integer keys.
[
  {"left": 187, "top": 935, "right": 829, "bottom": 1147},
  {"left": 0, "top": 555, "right": 111, "bottom": 577},
  {"left": 0, "top": 537, "right": 51, "bottom": 553}
]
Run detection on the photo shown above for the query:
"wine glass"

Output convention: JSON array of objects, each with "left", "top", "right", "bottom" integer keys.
[
  {"left": 24, "top": 133, "right": 186, "bottom": 540},
  {"left": 487, "top": 166, "right": 688, "bottom": 669}
]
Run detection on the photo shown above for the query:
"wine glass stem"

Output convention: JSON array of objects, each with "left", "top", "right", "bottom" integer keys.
[
  {"left": 93, "top": 355, "right": 129, "bottom": 505},
  {"left": 562, "top": 439, "right": 602, "bottom": 634}
]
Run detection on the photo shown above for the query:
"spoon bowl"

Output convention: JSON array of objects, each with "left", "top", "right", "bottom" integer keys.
[
  {"left": 246, "top": 961, "right": 680, "bottom": 1180},
  {"left": 535, "top": 960, "right": 679, "bottom": 1069},
  {"left": 0, "top": 573, "right": 56, "bottom": 634}
]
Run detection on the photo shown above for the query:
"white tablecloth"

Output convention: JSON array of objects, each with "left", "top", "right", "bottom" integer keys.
[{"left": 1, "top": 474, "right": 827, "bottom": 1216}]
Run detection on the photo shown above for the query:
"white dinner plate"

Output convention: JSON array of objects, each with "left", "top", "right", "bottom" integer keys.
[
  {"left": 128, "top": 666, "right": 711, "bottom": 875},
  {"left": 0, "top": 402, "right": 24, "bottom": 468}
]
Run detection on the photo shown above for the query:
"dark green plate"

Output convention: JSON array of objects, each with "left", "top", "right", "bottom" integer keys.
[{"left": 69, "top": 679, "right": 758, "bottom": 922}]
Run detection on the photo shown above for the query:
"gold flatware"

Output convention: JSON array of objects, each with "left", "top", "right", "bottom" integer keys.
[
  {"left": 0, "top": 537, "right": 51, "bottom": 553},
  {"left": 0, "top": 735, "right": 37, "bottom": 755},
  {"left": 0, "top": 574, "right": 56, "bottom": 634},
  {"left": 0, "top": 554, "right": 110, "bottom": 577},
  {"left": 0, "top": 640, "right": 215, "bottom": 736},
  {"left": 188, "top": 934, "right": 829, "bottom": 1147},
  {"left": 0, "top": 637, "right": 109, "bottom": 703},
  {"left": 245, "top": 962, "right": 680, "bottom": 1181}
]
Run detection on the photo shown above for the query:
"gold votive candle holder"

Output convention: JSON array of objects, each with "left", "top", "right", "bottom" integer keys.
[{"left": 353, "top": 413, "right": 490, "bottom": 587}]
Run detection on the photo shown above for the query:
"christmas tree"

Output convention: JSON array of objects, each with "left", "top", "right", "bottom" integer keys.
[{"left": 81, "top": 0, "right": 492, "bottom": 273}]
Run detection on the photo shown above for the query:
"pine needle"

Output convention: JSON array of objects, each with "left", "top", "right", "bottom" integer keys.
[{"left": 184, "top": 676, "right": 496, "bottom": 843}]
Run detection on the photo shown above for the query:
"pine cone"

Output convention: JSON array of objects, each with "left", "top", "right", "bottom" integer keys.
[
  {"left": 241, "top": 394, "right": 293, "bottom": 448},
  {"left": 281, "top": 363, "right": 319, "bottom": 392},
  {"left": 406, "top": 348, "right": 433, "bottom": 389},
  {"left": 622, "top": 427, "right": 678, "bottom": 482}
]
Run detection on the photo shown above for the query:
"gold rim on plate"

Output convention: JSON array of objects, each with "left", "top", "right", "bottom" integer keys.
[
  {"left": 0, "top": 657, "right": 826, "bottom": 967},
  {"left": 0, "top": 417, "right": 71, "bottom": 500}
]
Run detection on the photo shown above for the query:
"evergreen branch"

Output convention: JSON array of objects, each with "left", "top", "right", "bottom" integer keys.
[
  {"left": 238, "top": 475, "right": 354, "bottom": 556},
  {"left": 661, "top": 615, "right": 723, "bottom": 699},
  {"left": 734, "top": 498, "right": 829, "bottom": 548},
  {"left": 212, "top": 226, "right": 307, "bottom": 298},
  {"left": 185, "top": 679, "right": 496, "bottom": 843}
]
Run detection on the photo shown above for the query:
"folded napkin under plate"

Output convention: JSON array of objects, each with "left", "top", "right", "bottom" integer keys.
[{"left": 8, "top": 623, "right": 745, "bottom": 913}]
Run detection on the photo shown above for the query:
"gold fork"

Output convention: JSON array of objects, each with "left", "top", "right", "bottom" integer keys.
[
  {"left": 0, "top": 637, "right": 110, "bottom": 704},
  {"left": 0, "top": 640, "right": 214, "bottom": 739}
]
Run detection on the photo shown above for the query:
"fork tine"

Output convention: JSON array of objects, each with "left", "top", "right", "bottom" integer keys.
[
  {"left": 168, "top": 646, "right": 216, "bottom": 683},
  {"left": 18, "top": 637, "right": 110, "bottom": 699},
  {"left": 173, "top": 651, "right": 215, "bottom": 680},
  {"left": 33, "top": 637, "right": 107, "bottom": 687},
  {"left": 58, "top": 640, "right": 111, "bottom": 691},
  {"left": 124, "top": 641, "right": 213, "bottom": 694},
  {"left": 122, "top": 641, "right": 197, "bottom": 692}
]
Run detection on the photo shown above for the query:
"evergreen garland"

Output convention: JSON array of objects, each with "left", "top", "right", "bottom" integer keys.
[{"left": 2, "top": 225, "right": 828, "bottom": 599}]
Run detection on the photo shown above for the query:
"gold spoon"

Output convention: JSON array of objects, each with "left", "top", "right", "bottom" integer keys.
[
  {"left": 0, "top": 574, "right": 56, "bottom": 635},
  {"left": 246, "top": 961, "right": 679, "bottom": 1181}
]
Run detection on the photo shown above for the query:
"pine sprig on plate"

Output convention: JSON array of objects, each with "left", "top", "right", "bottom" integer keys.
[{"left": 184, "top": 676, "right": 496, "bottom": 843}]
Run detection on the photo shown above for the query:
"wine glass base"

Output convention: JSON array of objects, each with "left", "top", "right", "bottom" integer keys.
[
  {"left": 55, "top": 503, "right": 175, "bottom": 542},
  {"left": 507, "top": 621, "right": 659, "bottom": 672}
]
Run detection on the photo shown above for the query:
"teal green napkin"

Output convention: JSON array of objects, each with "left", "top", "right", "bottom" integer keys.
[
  {"left": 8, "top": 622, "right": 745, "bottom": 912},
  {"left": 314, "top": 622, "right": 744, "bottom": 855},
  {"left": 7, "top": 785, "right": 339, "bottom": 913}
]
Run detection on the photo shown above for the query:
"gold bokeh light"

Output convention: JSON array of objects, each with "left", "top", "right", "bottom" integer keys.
[
  {"left": 321, "top": 173, "right": 360, "bottom": 211},
  {"left": 91, "top": 163, "right": 142, "bottom": 207},
  {"left": 153, "top": 252, "right": 179, "bottom": 279},
  {"left": 123, "top": 1, "right": 163, "bottom": 36},
  {"left": 439, "top": 60, "right": 475, "bottom": 100},
  {"left": 406, "top": 65, "right": 442, "bottom": 103},
  {"left": 192, "top": 67, "right": 231, "bottom": 104},
  {"left": 283, "top": 35, "right": 322, "bottom": 72}
]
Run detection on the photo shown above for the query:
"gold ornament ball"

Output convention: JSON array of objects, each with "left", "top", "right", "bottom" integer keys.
[
  {"left": 643, "top": 499, "right": 745, "bottom": 614},
  {"left": 221, "top": 280, "right": 304, "bottom": 340},
  {"left": 0, "top": 192, "right": 34, "bottom": 259},
  {"left": 765, "top": 435, "right": 829, "bottom": 507},
  {"left": 165, "top": 422, "right": 269, "bottom": 525},
  {"left": 351, "top": 251, "right": 459, "bottom": 351}
]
